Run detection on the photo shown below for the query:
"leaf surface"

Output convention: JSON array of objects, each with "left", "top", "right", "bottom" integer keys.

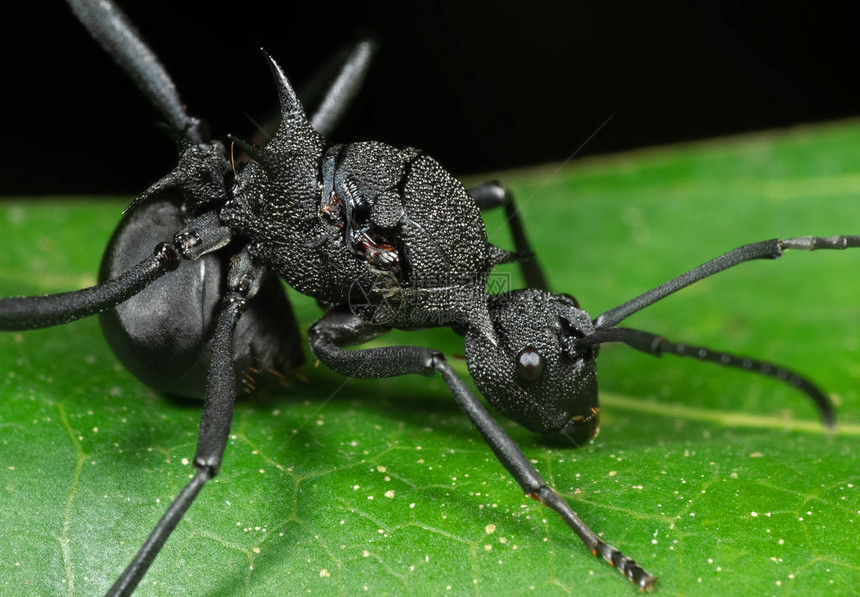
[{"left": 1, "top": 122, "right": 860, "bottom": 595}]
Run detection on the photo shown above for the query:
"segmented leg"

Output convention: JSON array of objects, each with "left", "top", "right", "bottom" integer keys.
[
  {"left": 66, "top": 0, "right": 204, "bottom": 143},
  {"left": 304, "top": 39, "right": 378, "bottom": 137},
  {"left": 106, "top": 252, "right": 262, "bottom": 596},
  {"left": 0, "top": 208, "right": 232, "bottom": 331},
  {"left": 309, "top": 310, "right": 657, "bottom": 591},
  {"left": 0, "top": 242, "right": 180, "bottom": 331}
]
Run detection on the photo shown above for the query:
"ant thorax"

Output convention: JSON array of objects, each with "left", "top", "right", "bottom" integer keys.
[
  {"left": 316, "top": 142, "right": 495, "bottom": 329},
  {"left": 228, "top": 132, "right": 497, "bottom": 329}
]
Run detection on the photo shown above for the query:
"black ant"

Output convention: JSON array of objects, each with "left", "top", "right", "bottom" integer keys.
[{"left": 1, "top": 1, "right": 857, "bottom": 593}]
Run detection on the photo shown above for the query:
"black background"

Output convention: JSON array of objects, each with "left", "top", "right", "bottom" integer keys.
[{"left": 4, "top": 2, "right": 860, "bottom": 194}]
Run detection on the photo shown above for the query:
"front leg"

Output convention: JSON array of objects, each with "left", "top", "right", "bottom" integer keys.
[
  {"left": 308, "top": 309, "right": 657, "bottom": 591},
  {"left": 106, "top": 248, "right": 263, "bottom": 596}
]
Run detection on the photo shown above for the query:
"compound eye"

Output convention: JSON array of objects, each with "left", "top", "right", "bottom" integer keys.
[{"left": 516, "top": 346, "right": 545, "bottom": 383}]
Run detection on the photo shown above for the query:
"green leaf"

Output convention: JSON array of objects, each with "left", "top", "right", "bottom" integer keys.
[{"left": 2, "top": 121, "right": 860, "bottom": 596}]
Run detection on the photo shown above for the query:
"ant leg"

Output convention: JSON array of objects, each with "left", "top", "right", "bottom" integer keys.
[
  {"left": 68, "top": 0, "right": 231, "bottom": 214},
  {"left": 309, "top": 310, "right": 656, "bottom": 591},
  {"left": 106, "top": 248, "right": 263, "bottom": 597},
  {"left": 0, "top": 210, "right": 231, "bottom": 331},
  {"left": 469, "top": 181, "right": 549, "bottom": 290},
  {"left": 304, "top": 39, "right": 377, "bottom": 137},
  {"left": 579, "top": 327, "right": 836, "bottom": 427},
  {"left": 67, "top": 0, "right": 204, "bottom": 143},
  {"left": 596, "top": 235, "right": 860, "bottom": 329},
  {"left": 0, "top": 242, "right": 181, "bottom": 331}
]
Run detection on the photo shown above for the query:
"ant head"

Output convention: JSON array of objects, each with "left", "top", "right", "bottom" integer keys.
[{"left": 465, "top": 289, "right": 600, "bottom": 446}]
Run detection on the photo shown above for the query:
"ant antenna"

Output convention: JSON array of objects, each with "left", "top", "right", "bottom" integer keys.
[{"left": 571, "top": 327, "right": 836, "bottom": 427}]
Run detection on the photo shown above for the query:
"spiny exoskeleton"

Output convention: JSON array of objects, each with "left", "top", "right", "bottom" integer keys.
[{"left": 1, "top": 0, "right": 858, "bottom": 594}]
